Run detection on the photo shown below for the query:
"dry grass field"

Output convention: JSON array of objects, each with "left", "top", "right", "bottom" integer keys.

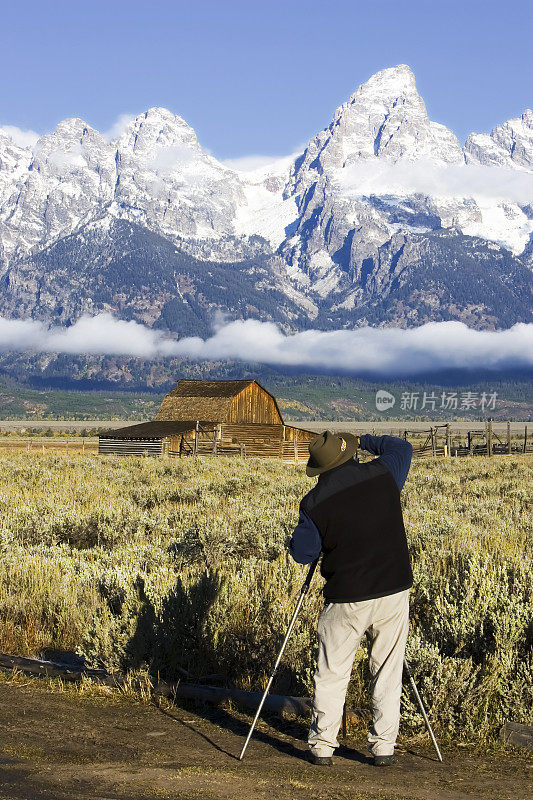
[{"left": 0, "top": 451, "right": 531, "bottom": 746}]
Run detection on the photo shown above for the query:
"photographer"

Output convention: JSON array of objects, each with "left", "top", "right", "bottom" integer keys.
[{"left": 289, "top": 431, "right": 413, "bottom": 766}]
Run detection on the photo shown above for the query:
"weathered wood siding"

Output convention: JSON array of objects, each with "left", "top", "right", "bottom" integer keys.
[
  {"left": 284, "top": 425, "right": 316, "bottom": 442},
  {"left": 99, "top": 438, "right": 163, "bottom": 456},
  {"left": 221, "top": 423, "right": 283, "bottom": 456},
  {"left": 228, "top": 382, "right": 282, "bottom": 424},
  {"left": 220, "top": 424, "right": 314, "bottom": 461}
]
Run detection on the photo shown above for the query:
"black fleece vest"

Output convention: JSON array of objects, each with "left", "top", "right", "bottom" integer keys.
[{"left": 301, "top": 458, "right": 413, "bottom": 602}]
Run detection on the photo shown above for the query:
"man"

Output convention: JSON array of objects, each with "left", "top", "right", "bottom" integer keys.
[{"left": 289, "top": 430, "right": 413, "bottom": 767}]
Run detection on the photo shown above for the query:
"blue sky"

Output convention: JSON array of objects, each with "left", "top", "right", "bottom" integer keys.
[{"left": 1, "top": 0, "right": 531, "bottom": 159}]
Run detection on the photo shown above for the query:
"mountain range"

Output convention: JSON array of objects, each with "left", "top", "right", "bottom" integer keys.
[{"left": 0, "top": 63, "right": 532, "bottom": 337}]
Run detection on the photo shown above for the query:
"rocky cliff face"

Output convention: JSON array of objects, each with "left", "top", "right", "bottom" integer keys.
[
  {"left": 0, "top": 64, "right": 531, "bottom": 332},
  {"left": 112, "top": 108, "right": 246, "bottom": 242},
  {"left": 278, "top": 65, "right": 533, "bottom": 312},
  {"left": 465, "top": 109, "right": 533, "bottom": 169}
]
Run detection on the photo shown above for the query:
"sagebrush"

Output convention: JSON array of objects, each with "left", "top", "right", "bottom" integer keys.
[{"left": 0, "top": 452, "right": 531, "bottom": 741}]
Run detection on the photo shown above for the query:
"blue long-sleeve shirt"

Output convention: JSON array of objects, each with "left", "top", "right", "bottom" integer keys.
[
  {"left": 359, "top": 434, "right": 412, "bottom": 492},
  {"left": 289, "top": 434, "right": 413, "bottom": 565}
]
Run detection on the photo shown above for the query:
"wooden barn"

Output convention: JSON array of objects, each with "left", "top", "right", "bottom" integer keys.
[{"left": 99, "top": 379, "right": 315, "bottom": 462}]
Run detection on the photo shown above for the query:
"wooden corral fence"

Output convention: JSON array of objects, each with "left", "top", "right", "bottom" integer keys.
[
  {"left": 400, "top": 421, "right": 532, "bottom": 458},
  {"left": 0, "top": 437, "right": 98, "bottom": 454},
  {"left": 1, "top": 422, "right": 531, "bottom": 461}
]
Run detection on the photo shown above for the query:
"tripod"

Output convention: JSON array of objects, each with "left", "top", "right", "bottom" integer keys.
[{"left": 239, "top": 559, "right": 442, "bottom": 762}]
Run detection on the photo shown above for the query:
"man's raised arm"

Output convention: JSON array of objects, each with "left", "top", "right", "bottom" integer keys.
[{"left": 359, "top": 434, "right": 413, "bottom": 491}]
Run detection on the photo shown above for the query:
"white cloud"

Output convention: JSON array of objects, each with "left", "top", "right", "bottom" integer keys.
[
  {"left": 0, "top": 125, "right": 40, "bottom": 149},
  {"left": 0, "top": 314, "right": 170, "bottom": 359},
  {"left": 45, "top": 143, "right": 86, "bottom": 172},
  {"left": 102, "top": 113, "right": 136, "bottom": 142},
  {"left": 337, "top": 158, "right": 533, "bottom": 205},
  {"left": 0, "top": 314, "right": 531, "bottom": 376},
  {"left": 146, "top": 144, "right": 196, "bottom": 174},
  {"left": 167, "top": 319, "right": 533, "bottom": 374},
  {"left": 223, "top": 155, "right": 287, "bottom": 172},
  {"left": 223, "top": 146, "right": 305, "bottom": 175}
]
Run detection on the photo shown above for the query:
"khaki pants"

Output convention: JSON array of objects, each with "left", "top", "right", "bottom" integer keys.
[{"left": 308, "top": 589, "right": 409, "bottom": 758}]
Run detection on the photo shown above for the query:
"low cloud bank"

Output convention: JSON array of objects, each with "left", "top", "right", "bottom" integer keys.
[
  {"left": 0, "top": 315, "right": 171, "bottom": 359},
  {"left": 337, "top": 159, "right": 533, "bottom": 205},
  {"left": 0, "top": 314, "right": 532, "bottom": 376}
]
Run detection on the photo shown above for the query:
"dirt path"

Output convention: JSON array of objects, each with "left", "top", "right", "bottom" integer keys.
[{"left": 0, "top": 682, "right": 530, "bottom": 800}]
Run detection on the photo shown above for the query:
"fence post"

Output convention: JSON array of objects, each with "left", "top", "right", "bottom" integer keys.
[
  {"left": 524, "top": 425, "right": 528, "bottom": 454},
  {"left": 507, "top": 422, "right": 511, "bottom": 455},
  {"left": 293, "top": 430, "right": 298, "bottom": 464},
  {"left": 446, "top": 424, "right": 451, "bottom": 457},
  {"left": 194, "top": 421, "right": 199, "bottom": 454},
  {"left": 487, "top": 420, "right": 492, "bottom": 457},
  {"left": 430, "top": 427, "right": 436, "bottom": 456},
  {"left": 42, "top": 443, "right": 45, "bottom": 456}
]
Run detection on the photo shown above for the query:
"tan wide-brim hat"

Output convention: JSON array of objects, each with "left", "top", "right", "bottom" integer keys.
[{"left": 306, "top": 430, "right": 358, "bottom": 477}]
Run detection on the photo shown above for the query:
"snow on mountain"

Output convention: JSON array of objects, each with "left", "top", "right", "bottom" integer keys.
[
  {"left": 0, "top": 64, "right": 531, "bottom": 333},
  {"left": 0, "top": 108, "right": 297, "bottom": 261},
  {"left": 0, "top": 132, "right": 34, "bottom": 262},
  {"left": 286, "top": 64, "right": 464, "bottom": 199},
  {"left": 0, "top": 130, "right": 32, "bottom": 192},
  {"left": 0, "top": 118, "right": 116, "bottom": 263},
  {"left": 111, "top": 107, "right": 245, "bottom": 241},
  {"left": 280, "top": 64, "right": 533, "bottom": 287},
  {"left": 465, "top": 109, "right": 533, "bottom": 169},
  {"left": 231, "top": 154, "right": 299, "bottom": 247}
]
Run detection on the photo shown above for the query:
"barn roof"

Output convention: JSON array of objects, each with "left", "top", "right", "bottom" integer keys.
[
  {"left": 165, "top": 380, "right": 255, "bottom": 398},
  {"left": 99, "top": 421, "right": 200, "bottom": 440}
]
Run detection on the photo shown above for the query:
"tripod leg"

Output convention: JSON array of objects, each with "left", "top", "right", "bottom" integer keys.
[
  {"left": 239, "top": 559, "right": 319, "bottom": 761},
  {"left": 404, "top": 660, "right": 443, "bottom": 762},
  {"left": 342, "top": 703, "right": 347, "bottom": 739}
]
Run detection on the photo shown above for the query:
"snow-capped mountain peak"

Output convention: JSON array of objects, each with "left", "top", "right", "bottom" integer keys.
[
  {"left": 0, "top": 117, "right": 116, "bottom": 262},
  {"left": 465, "top": 108, "right": 533, "bottom": 169},
  {"left": 116, "top": 107, "right": 200, "bottom": 156},
  {"left": 287, "top": 65, "right": 465, "bottom": 198},
  {"left": 111, "top": 106, "right": 247, "bottom": 243},
  {"left": 31, "top": 118, "right": 114, "bottom": 175},
  {"left": 0, "top": 65, "right": 531, "bottom": 334}
]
